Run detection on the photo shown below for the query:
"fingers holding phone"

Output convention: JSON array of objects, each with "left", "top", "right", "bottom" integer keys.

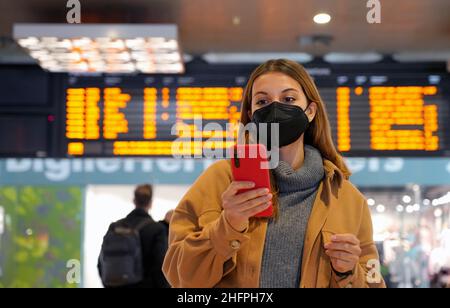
[{"left": 222, "top": 181, "right": 272, "bottom": 232}]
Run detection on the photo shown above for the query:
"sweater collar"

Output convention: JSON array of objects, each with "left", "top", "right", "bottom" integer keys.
[{"left": 272, "top": 145, "right": 325, "bottom": 194}]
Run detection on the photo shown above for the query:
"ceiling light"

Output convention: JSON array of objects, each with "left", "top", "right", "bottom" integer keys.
[
  {"left": 376, "top": 204, "right": 385, "bottom": 213},
  {"left": 402, "top": 195, "right": 412, "bottom": 204},
  {"left": 313, "top": 13, "right": 331, "bottom": 24},
  {"left": 393, "top": 52, "right": 450, "bottom": 62},
  {"left": 432, "top": 192, "right": 450, "bottom": 206},
  {"left": 14, "top": 24, "right": 184, "bottom": 74},
  {"left": 202, "top": 52, "right": 313, "bottom": 64},
  {"left": 434, "top": 208, "right": 443, "bottom": 218},
  {"left": 324, "top": 52, "right": 383, "bottom": 63}
]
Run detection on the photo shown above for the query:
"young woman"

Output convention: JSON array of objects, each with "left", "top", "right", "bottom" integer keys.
[{"left": 163, "top": 59, "right": 386, "bottom": 288}]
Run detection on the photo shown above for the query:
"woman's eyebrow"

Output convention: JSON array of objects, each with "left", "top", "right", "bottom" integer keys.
[
  {"left": 253, "top": 91, "right": 268, "bottom": 97},
  {"left": 253, "top": 88, "right": 299, "bottom": 97},
  {"left": 282, "top": 88, "right": 299, "bottom": 93}
]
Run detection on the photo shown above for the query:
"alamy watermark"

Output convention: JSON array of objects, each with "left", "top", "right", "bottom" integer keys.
[
  {"left": 170, "top": 117, "right": 280, "bottom": 169},
  {"left": 64, "top": 1, "right": 380, "bottom": 28},
  {"left": 366, "top": 259, "right": 382, "bottom": 284},
  {"left": 67, "top": 0, "right": 81, "bottom": 24},
  {"left": 367, "top": 0, "right": 381, "bottom": 24},
  {"left": 66, "top": 259, "right": 81, "bottom": 284}
]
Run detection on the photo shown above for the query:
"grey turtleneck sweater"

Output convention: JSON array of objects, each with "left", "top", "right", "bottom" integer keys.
[{"left": 259, "top": 145, "right": 325, "bottom": 288}]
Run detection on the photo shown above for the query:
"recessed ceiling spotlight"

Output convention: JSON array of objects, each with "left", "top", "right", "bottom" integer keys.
[{"left": 313, "top": 13, "right": 331, "bottom": 24}]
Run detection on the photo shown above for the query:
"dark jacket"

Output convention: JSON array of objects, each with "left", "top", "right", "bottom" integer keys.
[
  {"left": 159, "top": 220, "right": 170, "bottom": 236},
  {"left": 99, "top": 208, "right": 170, "bottom": 288}
]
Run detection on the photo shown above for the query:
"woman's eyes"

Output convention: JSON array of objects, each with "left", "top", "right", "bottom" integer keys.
[
  {"left": 256, "top": 99, "right": 269, "bottom": 105},
  {"left": 284, "top": 97, "right": 296, "bottom": 103},
  {"left": 255, "top": 97, "right": 296, "bottom": 105}
]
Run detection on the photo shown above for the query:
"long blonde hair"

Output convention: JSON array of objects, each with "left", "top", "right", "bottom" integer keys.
[{"left": 240, "top": 59, "right": 351, "bottom": 217}]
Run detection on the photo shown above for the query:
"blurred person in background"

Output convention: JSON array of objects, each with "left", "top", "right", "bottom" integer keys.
[
  {"left": 429, "top": 229, "right": 450, "bottom": 288},
  {"left": 163, "top": 59, "right": 386, "bottom": 288},
  {"left": 98, "top": 184, "right": 170, "bottom": 288},
  {"left": 160, "top": 209, "right": 174, "bottom": 236}
]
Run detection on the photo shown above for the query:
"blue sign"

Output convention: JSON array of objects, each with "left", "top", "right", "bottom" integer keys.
[{"left": 0, "top": 158, "right": 449, "bottom": 186}]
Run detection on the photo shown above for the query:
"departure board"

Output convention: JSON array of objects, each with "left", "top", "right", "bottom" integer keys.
[
  {"left": 65, "top": 84, "right": 243, "bottom": 156},
  {"left": 64, "top": 72, "right": 450, "bottom": 157},
  {"left": 327, "top": 85, "right": 441, "bottom": 152}
]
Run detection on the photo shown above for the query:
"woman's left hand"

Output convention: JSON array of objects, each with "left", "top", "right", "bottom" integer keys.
[{"left": 324, "top": 234, "right": 362, "bottom": 274}]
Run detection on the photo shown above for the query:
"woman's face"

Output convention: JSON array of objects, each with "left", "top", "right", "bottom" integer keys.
[{"left": 249, "top": 72, "right": 316, "bottom": 121}]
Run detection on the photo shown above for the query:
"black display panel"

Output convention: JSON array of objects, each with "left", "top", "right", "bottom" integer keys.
[
  {"left": 0, "top": 115, "right": 49, "bottom": 156},
  {"left": 0, "top": 67, "right": 49, "bottom": 106}
]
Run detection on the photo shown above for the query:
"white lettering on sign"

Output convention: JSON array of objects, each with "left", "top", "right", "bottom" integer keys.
[
  {"left": 383, "top": 158, "right": 404, "bottom": 172},
  {"left": 5, "top": 159, "right": 199, "bottom": 182},
  {"left": 346, "top": 158, "right": 366, "bottom": 173},
  {"left": 346, "top": 158, "right": 404, "bottom": 174}
]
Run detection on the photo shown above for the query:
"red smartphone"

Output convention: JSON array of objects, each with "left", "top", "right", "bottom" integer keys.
[{"left": 230, "top": 144, "right": 273, "bottom": 218}]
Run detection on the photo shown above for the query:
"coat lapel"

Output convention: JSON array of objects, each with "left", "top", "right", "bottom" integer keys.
[{"left": 300, "top": 159, "right": 343, "bottom": 287}]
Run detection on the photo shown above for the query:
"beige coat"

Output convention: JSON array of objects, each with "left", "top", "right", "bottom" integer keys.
[{"left": 163, "top": 159, "right": 386, "bottom": 288}]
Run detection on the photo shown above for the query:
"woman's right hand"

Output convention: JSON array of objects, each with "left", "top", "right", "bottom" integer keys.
[{"left": 221, "top": 181, "right": 272, "bottom": 232}]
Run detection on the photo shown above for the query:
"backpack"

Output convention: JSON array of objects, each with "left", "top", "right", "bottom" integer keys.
[{"left": 99, "top": 218, "right": 152, "bottom": 287}]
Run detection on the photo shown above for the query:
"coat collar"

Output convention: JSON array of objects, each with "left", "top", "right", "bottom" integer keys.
[
  {"left": 323, "top": 159, "right": 345, "bottom": 187},
  {"left": 127, "top": 208, "right": 152, "bottom": 219}
]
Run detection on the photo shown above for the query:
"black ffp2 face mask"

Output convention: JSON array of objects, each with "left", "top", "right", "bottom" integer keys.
[{"left": 251, "top": 102, "right": 310, "bottom": 150}]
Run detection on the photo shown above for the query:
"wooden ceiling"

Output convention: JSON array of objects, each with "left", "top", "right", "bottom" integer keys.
[{"left": 0, "top": 0, "right": 449, "bottom": 55}]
